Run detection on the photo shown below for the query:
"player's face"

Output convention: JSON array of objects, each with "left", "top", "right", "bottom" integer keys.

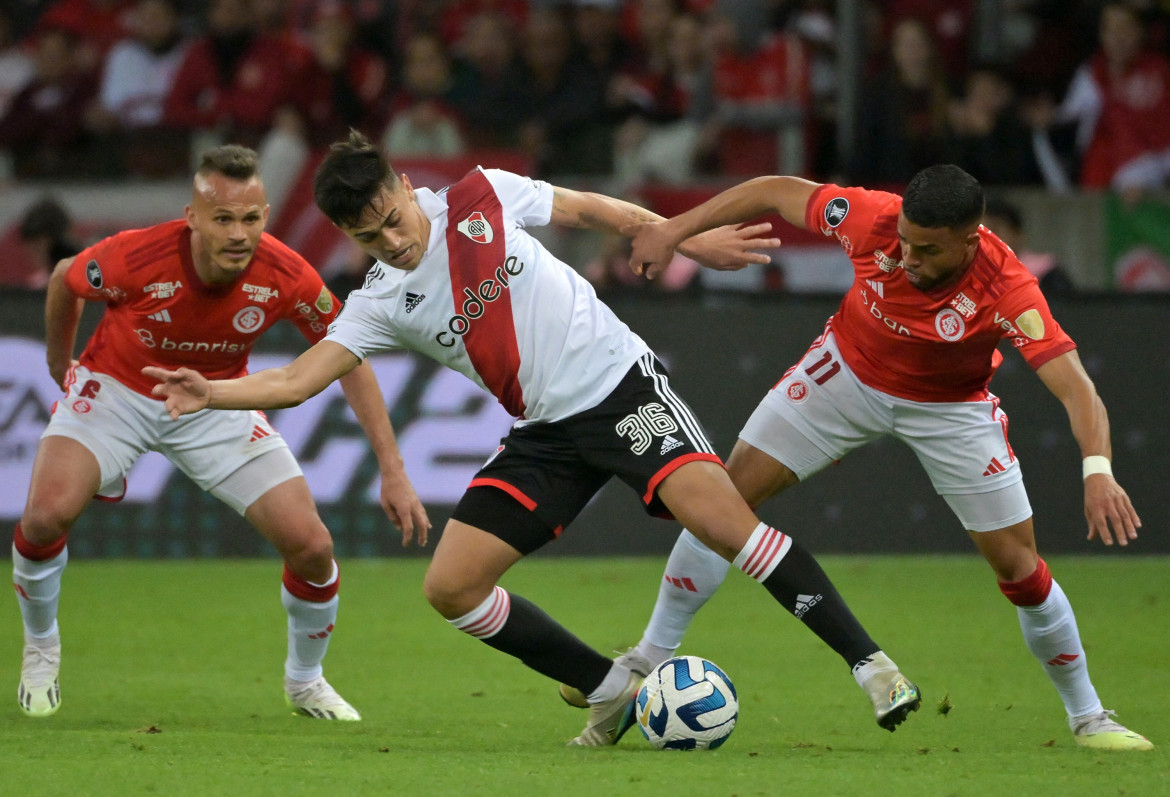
[
  {"left": 896, "top": 213, "right": 979, "bottom": 292},
  {"left": 339, "top": 176, "right": 431, "bottom": 271},
  {"left": 186, "top": 173, "right": 269, "bottom": 284}
]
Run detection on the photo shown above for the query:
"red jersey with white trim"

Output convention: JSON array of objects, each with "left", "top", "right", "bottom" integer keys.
[
  {"left": 64, "top": 219, "right": 341, "bottom": 396},
  {"left": 326, "top": 168, "right": 651, "bottom": 423},
  {"left": 804, "top": 184, "right": 1076, "bottom": 402}
]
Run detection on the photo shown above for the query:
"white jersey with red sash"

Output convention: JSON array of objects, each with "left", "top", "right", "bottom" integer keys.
[{"left": 325, "top": 168, "right": 651, "bottom": 423}]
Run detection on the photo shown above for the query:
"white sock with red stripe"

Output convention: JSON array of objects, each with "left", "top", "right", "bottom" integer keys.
[
  {"left": 12, "top": 522, "right": 67, "bottom": 641},
  {"left": 281, "top": 560, "right": 340, "bottom": 683},
  {"left": 1000, "top": 559, "right": 1100, "bottom": 718},
  {"left": 733, "top": 522, "right": 792, "bottom": 581},
  {"left": 640, "top": 530, "right": 731, "bottom": 655},
  {"left": 449, "top": 585, "right": 511, "bottom": 639}
]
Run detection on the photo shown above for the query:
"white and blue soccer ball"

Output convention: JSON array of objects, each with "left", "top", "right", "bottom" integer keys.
[{"left": 634, "top": 655, "right": 738, "bottom": 750}]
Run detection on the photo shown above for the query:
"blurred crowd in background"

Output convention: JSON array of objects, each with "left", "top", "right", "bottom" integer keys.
[
  {"left": 2, "top": 0, "right": 1169, "bottom": 294},
  {"left": 3, "top": 0, "right": 1170, "bottom": 190}
]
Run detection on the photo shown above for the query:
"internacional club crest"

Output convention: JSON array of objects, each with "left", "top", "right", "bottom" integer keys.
[{"left": 457, "top": 211, "right": 494, "bottom": 244}]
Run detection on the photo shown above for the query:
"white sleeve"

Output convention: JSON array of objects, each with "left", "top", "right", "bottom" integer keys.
[
  {"left": 324, "top": 292, "right": 399, "bottom": 361},
  {"left": 481, "top": 169, "right": 553, "bottom": 228}
]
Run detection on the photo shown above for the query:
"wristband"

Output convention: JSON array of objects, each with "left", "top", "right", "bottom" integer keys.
[{"left": 1082, "top": 455, "right": 1113, "bottom": 479}]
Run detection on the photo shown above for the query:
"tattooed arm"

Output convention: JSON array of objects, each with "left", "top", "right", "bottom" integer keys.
[{"left": 549, "top": 186, "right": 779, "bottom": 277}]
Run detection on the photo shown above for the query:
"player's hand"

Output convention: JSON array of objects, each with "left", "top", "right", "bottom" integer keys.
[
  {"left": 1083, "top": 473, "right": 1141, "bottom": 546},
  {"left": 683, "top": 223, "right": 781, "bottom": 272},
  {"left": 625, "top": 220, "right": 681, "bottom": 279},
  {"left": 48, "top": 358, "right": 80, "bottom": 392},
  {"left": 379, "top": 469, "right": 432, "bottom": 547},
  {"left": 143, "top": 366, "right": 212, "bottom": 420}
]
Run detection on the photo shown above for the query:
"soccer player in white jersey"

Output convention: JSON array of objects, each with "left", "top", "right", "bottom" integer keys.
[
  {"left": 148, "top": 130, "right": 923, "bottom": 745},
  {"left": 619, "top": 164, "right": 1152, "bottom": 751}
]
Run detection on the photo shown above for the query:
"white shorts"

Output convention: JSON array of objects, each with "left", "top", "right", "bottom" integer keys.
[
  {"left": 738, "top": 330, "right": 1032, "bottom": 532},
  {"left": 43, "top": 366, "right": 302, "bottom": 514}
]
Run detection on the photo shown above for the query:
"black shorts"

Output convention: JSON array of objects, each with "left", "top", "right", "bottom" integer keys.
[{"left": 451, "top": 353, "right": 722, "bottom": 554}]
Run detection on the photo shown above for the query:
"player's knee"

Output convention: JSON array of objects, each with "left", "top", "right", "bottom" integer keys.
[
  {"left": 422, "top": 568, "right": 476, "bottom": 619},
  {"left": 281, "top": 534, "right": 334, "bottom": 582},
  {"left": 18, "top": 506, "right": 72, "bottom": 547}
]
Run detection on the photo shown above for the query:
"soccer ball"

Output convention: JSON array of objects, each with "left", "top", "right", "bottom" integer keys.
[{"left": 634, "top": 655, "right": 738, "bottom": 750}]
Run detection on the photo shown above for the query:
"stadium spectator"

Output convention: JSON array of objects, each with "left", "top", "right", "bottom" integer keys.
[
  {"left": 12, "top": 196, "right": 80, "bottom": 290},
  {"left": 983, "top": 197, "right": 1078, "bottom": 296},
  {"left": 34, "top": 0, "right": 135, "bottom": 70},
  {"left": 447, "top": 10, "right": 528, "bottom": 151},
  {"left": 850, "top": 16, "right": 952, "bottom": 186},
  {"left": 381, "top": 32, "right": 466, "bottom": 159},
  {"left": 610, "top": 7, "right": 713, "bottom": 190},
  {"left": 85, "top": 0, "right": 189, "bottom": 178},
  {"left": 439, "top": 0, "right": 528, "bottom": 50},
  {"left": 518, "top": 6, "right": 611, "bottom": 177},
  {"left": 282, "top": 0, "right": 390, "bottom": 150},
  {"left": 11, "top": 144, "right": 428, "bottom": 721},
  {"left": 149, "top": 129, "right": 923, "bottom": 747},
  {"left": 1040, "top": 2, "right": 1170, "bottom": 195},
  {"left": 0, "top": 26, "right": 100, "bottom": 179},
  {"left": 885, "top": 0, "right": 973, "bottom": 80},
  {"left": 944, "top": 64, "right": 1043, "bottom": 186},
  {"left": 624, "top": 163, "right": 1152, "bottom": 752},
  {"left": 0, "top": 9, "right": 35, "bottom": 121},
  {"left": 567, "top": 0, "right": 631, "bottom": 75},
  {"left": 163, "top": 0, "right": 299, "bottom": 151},
  {"left": 706, "top": 9, "right": 812, "bottom": 176}
]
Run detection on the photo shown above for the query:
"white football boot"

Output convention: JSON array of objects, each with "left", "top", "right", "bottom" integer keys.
[
  {"left": 18, "top": 637, "right": 61, "bottom": 717},
  {"left": 285, "top": 676, "right": 361, "bottom": 721}
]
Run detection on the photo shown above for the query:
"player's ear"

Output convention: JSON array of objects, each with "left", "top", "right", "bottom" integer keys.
[
  {"left": 262, "top": 204, "right": 270, "bottom": 226},
  {"left": 400, "top": 174, "right": 414, "bottom": 199},
  {"left": 184, "top": 205, "right": 196, "bottom": 230}
]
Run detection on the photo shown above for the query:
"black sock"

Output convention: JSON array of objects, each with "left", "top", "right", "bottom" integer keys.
[
  {"left": 758, "top": 540, "right": 879, "bottom": 667},
  {"left": 480, "top": 593, "right": 612, "bottom": 694}
]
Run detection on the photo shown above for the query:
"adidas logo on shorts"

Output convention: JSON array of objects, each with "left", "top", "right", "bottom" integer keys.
[{"left": 659, "top": 434, "right": 683, "bottom": 455}]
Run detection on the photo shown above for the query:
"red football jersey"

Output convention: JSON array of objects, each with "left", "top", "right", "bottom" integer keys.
[
  {"left": 64, "top": 219, "right": 341, "bottom": 396},
  {"left": 804, "top": 184, "right": 1076, "bottom": 402}
]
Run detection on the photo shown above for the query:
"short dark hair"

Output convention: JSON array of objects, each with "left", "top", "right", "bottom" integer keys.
[
  {"left": 196, "top": 144, "right": 260, "bottom": 181},
  {"left": 314, "top": 130, "right": 401, "bottom": 227},
  {"left": 19, "top": 196, "right": 71, "bottom": 241},
  {"left": 902, "top": 164, "right": 985, "bottom": 230}
]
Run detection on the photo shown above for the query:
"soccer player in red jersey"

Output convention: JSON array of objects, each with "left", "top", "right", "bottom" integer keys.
[
  {"left": 13, "top": 145, "right": 429, "bottom": 720},
  {"left": 622, "top": 164, "right": 1153, "bottom": 751}
]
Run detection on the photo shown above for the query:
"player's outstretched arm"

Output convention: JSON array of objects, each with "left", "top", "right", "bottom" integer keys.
[
  {"left": 1035, "top": 350, "right": 1142, "bottom": 546},
  {"left": 626, "top": 176, "right": 821, "bottom": 278},
  {"left": 338, "top": 360, "right": 431, "bottom": 547},
  {"left": 548, "top": 186, "right": 779, "bottom": 279},
  {"left": 145, "top": 340, "right": 361, "bottom": 420}
]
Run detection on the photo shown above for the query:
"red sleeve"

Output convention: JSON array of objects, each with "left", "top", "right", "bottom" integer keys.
[
  {"left": 997, "top": 279, "right": 1077, "bottom": 370},
  {"left": 62, "top": 231, "right": 135, "bottom": 302},
  {"left": 805, "top": 183, "right": 901, "bottom": 255},
  {"left": 266, "top": 238, "right": 343, "bottom": 345}
]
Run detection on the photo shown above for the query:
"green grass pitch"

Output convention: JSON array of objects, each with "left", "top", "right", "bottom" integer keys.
[{"left": 1, "top": 555, "right": 1166, "bottom": 796}]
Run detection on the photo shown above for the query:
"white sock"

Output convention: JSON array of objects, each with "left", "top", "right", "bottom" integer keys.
[
  {"left": 639, "top": 530, "right": 730, "bottom": 653},
  {"left": 587, "top": 662, "right": 632, "bottom": 704},
  {"left": 12, "top": 544, "right": 67, "bottom": 639},
  {"left": 851, "top": 651, "right": 897, "bottom": 689},
  {"left": 282, "top": 562, "right": 340, "bottom": 683},
  {"left": 1016, "top": 579, "right": 1101, "bottom": 718}
]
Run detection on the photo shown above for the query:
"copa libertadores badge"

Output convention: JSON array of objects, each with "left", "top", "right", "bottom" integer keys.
[{"left": 457, "top": 211, "right": 494, "bottom": 244}]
